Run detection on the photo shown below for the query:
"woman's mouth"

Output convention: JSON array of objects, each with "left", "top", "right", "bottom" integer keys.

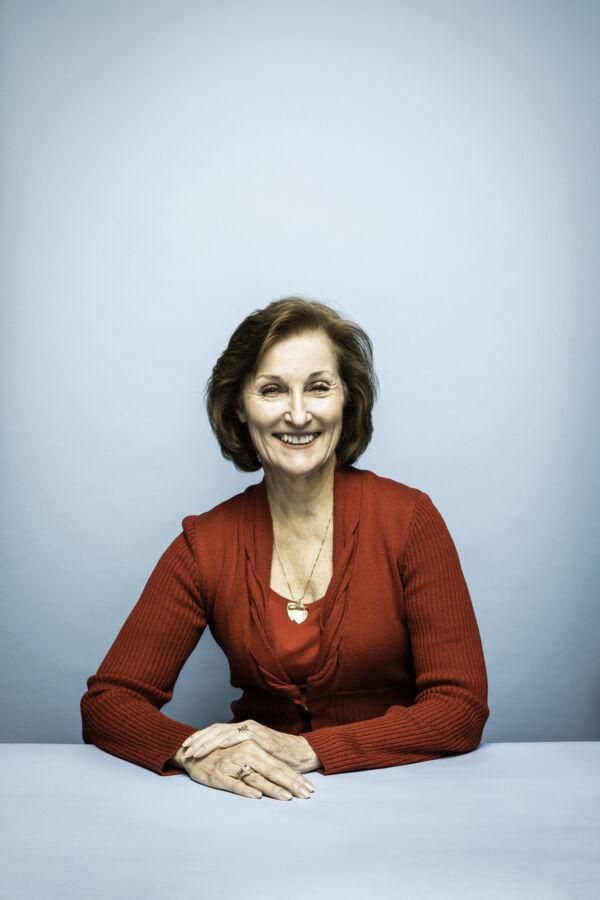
[{"left": 273, "top": 432, "right": 321, "bottom": 447}]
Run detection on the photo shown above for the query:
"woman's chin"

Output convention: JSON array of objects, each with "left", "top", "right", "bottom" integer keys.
[{"left": 266, "top": 449, "right": 336, "bottom": 479}]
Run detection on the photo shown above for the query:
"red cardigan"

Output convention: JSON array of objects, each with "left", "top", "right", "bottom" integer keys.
[{"left": 80, "top": 463, "right": 490, "bottom": 777}]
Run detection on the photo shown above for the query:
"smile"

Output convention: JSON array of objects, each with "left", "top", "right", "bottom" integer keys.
[{"left": 274, "top": 433, "right": 321, "bottom": 445}]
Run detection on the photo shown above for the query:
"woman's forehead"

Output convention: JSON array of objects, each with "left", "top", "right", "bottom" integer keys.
[{"left": 257, "top": 330, "right": 337, "bottom": 370}]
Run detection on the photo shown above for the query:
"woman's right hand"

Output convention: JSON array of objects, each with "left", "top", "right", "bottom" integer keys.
[{"left": 182, "top": 739, "right": 315, "bottom": 801}]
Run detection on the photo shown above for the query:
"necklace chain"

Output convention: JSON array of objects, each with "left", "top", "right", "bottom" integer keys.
[{"left": 273, "top": 509, "right": 333, "bottom": 609}]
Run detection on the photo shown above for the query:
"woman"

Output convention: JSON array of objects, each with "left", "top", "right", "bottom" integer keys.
[{"left": 80, "top": 296, "right": 490, "bottom": 802}]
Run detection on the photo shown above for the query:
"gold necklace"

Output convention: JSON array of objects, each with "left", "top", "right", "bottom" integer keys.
[{"left": 273, "top": 509, "right": 333, "bottom": 624}]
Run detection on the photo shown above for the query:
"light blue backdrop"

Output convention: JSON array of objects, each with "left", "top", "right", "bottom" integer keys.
[{"left": 1, "top": 0, "right": 598, "bottom": 744}]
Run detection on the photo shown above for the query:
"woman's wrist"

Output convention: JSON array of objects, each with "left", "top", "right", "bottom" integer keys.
[
  {"left": 298, "top": 736, "right": 322, "bottom": 771},
  {"left": 168, "top": 744, "right": 189, "bottom": 771}
]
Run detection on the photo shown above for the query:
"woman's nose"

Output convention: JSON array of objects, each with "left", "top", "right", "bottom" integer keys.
[{"left": 284, "top": 389, "right": 312, "bottom": 427}]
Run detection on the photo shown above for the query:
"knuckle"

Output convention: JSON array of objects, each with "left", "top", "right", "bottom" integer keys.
[
  {"left": 246, "top": 768, "right": 259, "bottom": 780},
  {"left": 240, "top": 738, "right": 259, "bottom": 756}
]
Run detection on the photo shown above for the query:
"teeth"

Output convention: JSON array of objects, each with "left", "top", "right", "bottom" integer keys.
[{"left": 277, "top": 433, "right": 318, "bottom": 445}]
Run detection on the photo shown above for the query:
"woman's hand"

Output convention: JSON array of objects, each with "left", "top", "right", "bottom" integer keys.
[
  {"left": 181, "top": 720, "right": 322, "bottom": 774},
  {"left": 183, "top": 740, "right": 315, "bottom": 801}
]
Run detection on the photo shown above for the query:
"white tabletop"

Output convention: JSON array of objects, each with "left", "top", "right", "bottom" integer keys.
[{"left": 1, "top": 741, "right": 598, "bottom": 900}]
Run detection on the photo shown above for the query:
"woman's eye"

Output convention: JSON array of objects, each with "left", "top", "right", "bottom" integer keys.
[{"left": 261, "top": 383, "right": 330, "bottom": 396}]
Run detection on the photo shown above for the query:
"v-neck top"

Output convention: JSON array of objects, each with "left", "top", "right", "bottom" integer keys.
[
  {"left": 241, "top": 462, "right": 361, "bottom": 708},
  {"left": 267, "top": 588, "right": 326, "bottom": 694}
]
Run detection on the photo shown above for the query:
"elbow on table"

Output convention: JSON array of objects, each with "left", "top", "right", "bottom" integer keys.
[
  {"left": 445, "top": 702, "right": 490, "bottom": 755},
  {"left": 79, "top": 686, "right": 109, "bottom": 745},
  {"left": 80, "top": 692, "right": 94, "bottom": 744}
]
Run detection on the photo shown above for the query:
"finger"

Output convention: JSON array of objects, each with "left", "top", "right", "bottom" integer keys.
[
  {"left": 181, "top": 724, "right": 222, "bottom": 749},
  {"left": 182, "top": 720, "right": 255, "bottom": 750},
  {"left": 191, "top": 722, "right": 257, "bottom": 758},
  {"left": 250, "top": 736, "right": 314, "bottom": 790},
  {"left": 252, "top": 742, "right": 298, "bottom": 775},
  {"left": 183, "top": 737, "right": 221, "bottom": 761},
  {"left": 218, "top": 726, "right": 255, "bottom": 749},
  {"left": 183, "top": 729, "right": 228, "bottom": 761},
  {"left": 218, "top": 776, "right": 262, "bottom": 800},
  {"left": 249, "top": 755, "right": 314, "bottom": 799},
  {"left": 243, "top": 737, "right": 315, "bottom": 793},
  {"left": 183, "top": 743, "right": 209, "bottom": 761},
  {"left": 181, "top": 729, "right": 204, "bottom": 748},
  {"left": 184, "top": 726, "right": 251, "bottom": 761},
  {"left": 207, "top": 762, "right": 264, "bottom": 800},
  {"left": 238, "top": 770, "right": 294, "bottom": 801}
]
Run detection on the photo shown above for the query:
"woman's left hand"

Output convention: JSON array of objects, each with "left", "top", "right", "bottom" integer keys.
[{"left": 181, "top": 720, "right": 322, "bottom": 773}]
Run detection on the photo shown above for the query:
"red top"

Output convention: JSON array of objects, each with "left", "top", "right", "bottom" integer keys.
[
  {"left": 81, "top": 463, "right": 490, "bottom": 777},
  {"left": 267, "top": 589, "right": 325, "bottom": 699}
]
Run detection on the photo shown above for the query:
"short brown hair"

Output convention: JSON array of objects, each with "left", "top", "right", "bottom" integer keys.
[{"left": 205, "top": 296, "right": 379, "bottom": 472}]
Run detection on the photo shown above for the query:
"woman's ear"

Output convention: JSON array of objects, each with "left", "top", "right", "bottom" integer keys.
[
  {"left": 235, "top": 395, "right": 247, "bottom": 423},
  {"left": 235, "top": 378, "right": 249, "bottom": 423}
]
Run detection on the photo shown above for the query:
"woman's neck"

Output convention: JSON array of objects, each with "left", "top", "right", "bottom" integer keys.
[{"left": 264, "top": 456, "right": 336, "bottom": 527}]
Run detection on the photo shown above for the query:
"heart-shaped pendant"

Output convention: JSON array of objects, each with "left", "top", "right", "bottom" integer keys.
[{"left": 287, "top": 603, "right": 308, "bottom": 624}]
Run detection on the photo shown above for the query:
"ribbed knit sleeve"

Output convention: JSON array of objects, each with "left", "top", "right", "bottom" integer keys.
[
  {"left": 80, "top": 517, "right": 207, "bottom": 776},
  {"left": 304, "top": 491, "right": 490, "bottom": 775}
]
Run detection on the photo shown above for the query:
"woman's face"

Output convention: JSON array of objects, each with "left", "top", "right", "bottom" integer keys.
[{"left": 236, "top": 329, "right": 347, "bottom": 479}]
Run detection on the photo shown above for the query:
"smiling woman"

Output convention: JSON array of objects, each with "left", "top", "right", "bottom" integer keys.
[
  {"left": 81, "top": 296, "right": 489, "bottom": 803},
  {"left": 205, "top": 296, "right": 376, "bottom": 474},
  {"left": 235, "top": 330, "right": 347, "bottom": 490}
]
